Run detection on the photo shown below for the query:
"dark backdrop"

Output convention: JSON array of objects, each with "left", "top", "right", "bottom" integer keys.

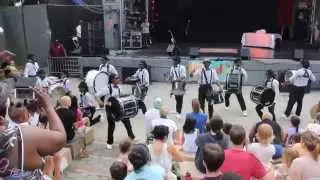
[{"left": 155, "top": 0, "right": 278, "bottom": 43}]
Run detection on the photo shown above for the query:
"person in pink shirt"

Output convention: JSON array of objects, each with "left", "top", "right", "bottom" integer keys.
[{"left": 220, "top": 125, "right": 267, "bottom": 180}]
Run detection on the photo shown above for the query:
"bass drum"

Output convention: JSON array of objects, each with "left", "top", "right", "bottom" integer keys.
[
  {"left": 107, "top": 95, "right": 138, "bottom": 120},
  {"left": 250, "top": 86, "right": 275, "bottom": 107},
  {"left": 85, "top": 70, "right": 109, "bottom": 94}
]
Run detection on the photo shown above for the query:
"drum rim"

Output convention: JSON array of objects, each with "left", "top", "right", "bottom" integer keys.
[{"left": 93, "top": 71, "right": 109, "bottom": 93}]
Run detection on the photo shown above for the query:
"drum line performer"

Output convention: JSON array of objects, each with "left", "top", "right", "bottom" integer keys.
[
  {"left": 225, "top": 59, "right": 248, "bottom": 117},
  {"left": 99, "top": 56, "right": 118, "bottom": 75},
  {"left": 283, "top": 59, "right": 316, "bottom": 118},
  {"left": 169, "top": 56, "right": 186, "bottom": 115},
  {"left": 96, "top": 73, "right": 135, "bottom": 150},
  {"left": 191, "top": 59, "right": 221, "bottom": 119},
  {"left": 256, "top": 69, "right": 279, "bottom": 121},
  {"left": 131, "top": 60, "right": 149, "bottom": 114}
]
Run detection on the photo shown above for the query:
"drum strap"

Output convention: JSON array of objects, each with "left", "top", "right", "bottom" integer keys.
[
  {"left": 109, "top": 84, "right": 121, "bottom": 96},
  {"left": 174, "top": 66, "right": 180, "bottom": 79},
  {"left": 265, "top": 78, "right": 274, "bottom": 88},
  {"left": 202, "top": 69, "right": 212, "bottom": 84}
]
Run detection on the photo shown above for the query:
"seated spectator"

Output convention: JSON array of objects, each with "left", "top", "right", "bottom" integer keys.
[
  {"left": 152, "top": 106, "right": 178, "bottom": 145},
  {"left": 69, "top": 94, "right": 87, "bottom": 128},
  {"left": 220, "top": 125, "right": 267, "bottom": 180},
  {"left": 110, "top": 161, "right": 128, "bottom": 180},
  {"left": 201, "top": 143, "right": 224, "bottom": 180},
  {"left": 307, "top": 112, "right": 320, "bottom": 136},
  {"left": 247, "top": 124, "right": 276, "bottom": 169},
  {"left": 117, "top": 138, "right": 133, "bottom": 172},
  {"left": 285, "top": 116, "right": 304, "bottom": 146},
  {"left": 274, "top": 147, "right": 299, "bottom": 179},
  {"left": 195, "top": 116, "right": 229, "bottom": 173},
  {"left": 145, "top": 97, "right": 162, "bottom": 139},
  {"left": 289, "top": 131, "right": 320, "bottom": 179},
  {"left": 125, "top": 144, "right": 166, "bottom": 180},
  {"left": 182, "top": 117, "right": 198, "bottom": 154},
  {"left": 26, "top": 99, "right": 42, "bottom": 127},
  {"left": 56, "top": 96, "right": 76, "bottom": 142},
  {"left": 310, "top": 100, "right": 320, "bottom": 120},
  {"left": 186, "top": 99, "right": 208, "bottom": 133}
]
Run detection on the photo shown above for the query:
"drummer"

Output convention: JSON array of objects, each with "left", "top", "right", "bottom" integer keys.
[
  {"left": 131, "top": 60, "right": 149, "bottom": 114},
  {"left": 99, "top": 56, "right": 118, "bottom": 75},
  {"left": 224, "top": 59, "right": 248, "bottom": 117},
  {"left": 60, "top": 71, "right": 72, "bottom": 95},
  {"left": 169, "top": 56, "right": 186, "bottom": 116},
  {"left": 255, "top": 69, "right": 279, "bottom": 121},
  {"left": 98, "top": 73, "right": 135, "bottom": 150}
]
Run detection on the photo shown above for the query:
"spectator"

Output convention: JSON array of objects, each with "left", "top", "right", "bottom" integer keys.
[
  {"left": 247, "top": 124, "right": 276, "bottom": 169},
  {"left": 144, "top": 97, "right": 162, "bottom": 139},
  {"left": 285, "top": 116, "right": 304, "bottom": 146},
  {"left": 186, "top": 99, "right": 208, "bottom": 133},
  {"left": 36, "top": 69, "right": 50, "bottom": 90},
  {"left": 50, "top": 40, "right": 67, "bottom": 57},
  {"left": 220, "top": 125, "right": 267, "bottom": 180},
  {"left": 195, "top": 116, "right": 229, "bottom": 173},
  {"left": 182, "top": 117, "right": 198, "bottom": 154},
  {"left": 56, "top": 96, "right": 76, "bottom": 141},
  {"left": 110, "top": 161, "right": 127, "bottom": 180},
  {"left": 275, "top": 147, "right": 299, "bottom": 179},
  {"left": 125, "top": 144, "right": 166, "bottom": 180},
  {"left": 289, "top": 131, "right": 320, "bottom": 179},
  {"left": 201, "top": 143, "right": 225, "bottom": 180},
  {"left": 151, "top": 106, "right": 178, "bottom": 145},
  {"left": 60, "top": 71, "right": 72, "bottom": 95},
  {"left": 310, "top": 100, "right": 320, "bottom": 120},
  {"left": 117, "top": 138, "right": 133, "bottom": 172},
  {"left": 24, "top": 54, "right": 39, "bottom": 77},
  {"left": 307, "top": 112, "right": 320, "bottom": 136}
]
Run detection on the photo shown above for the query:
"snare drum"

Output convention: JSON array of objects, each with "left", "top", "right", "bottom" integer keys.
[
  {"left": 250, "top": 86, "right": 275, "bottom": 106},
  {"left": 85, "top": 70, "right": 109, "bottom": 94},
  {"left": 171, "top": 81, "right": 185, "bottom": 96},
  {"left": 107, "top": 95, "right": 138, "bottom": 120}
]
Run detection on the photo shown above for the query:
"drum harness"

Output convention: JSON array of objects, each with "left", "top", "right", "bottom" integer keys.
[
  {"left": 227, "top": 66, "right": 243, "bottom": 93},
  {"left": 201, "top": 68, "right": 212, "bottom": 86}
]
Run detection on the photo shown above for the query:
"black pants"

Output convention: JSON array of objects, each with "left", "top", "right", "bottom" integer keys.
[
  {"left": 256, "top": 103, "right": 276, "bottom": 121},
  {"left": 285, "top": 86, "right": 305, "bottom": 117},
  {"left": 106, "top": 106, "right": 135, "bottom": 145},
  {"left": 138, "top": 100, "right": 147, "bottom": 114},
  {"left": 225, "top": 91, "right": 246, "bottom": 111},
  {"left": 175, "top": 95, "right": 183, "bottom": 114},
  {"left": 199, "top": 85, "right": 213, "bottom": 118}
]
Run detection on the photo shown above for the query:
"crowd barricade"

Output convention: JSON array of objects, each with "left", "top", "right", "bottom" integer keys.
[{"left": 48, "top": 57, "right": 81, "bottom": 76}]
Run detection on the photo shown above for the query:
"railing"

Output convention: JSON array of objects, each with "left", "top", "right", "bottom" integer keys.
[{"left": 48, "top": 57, "right": 80, "bottom": 77}]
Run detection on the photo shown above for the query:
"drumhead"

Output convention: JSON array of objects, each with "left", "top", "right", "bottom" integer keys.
[{"left": 93, "top": 72, "right": 109, "bottom": 93}]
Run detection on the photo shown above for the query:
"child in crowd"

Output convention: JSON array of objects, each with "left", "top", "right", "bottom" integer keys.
[
  {"left": 307, "top": 112, "right": 320, "bottom": 136},
  {"left": 117, "top": 138, "right": 133, "bottom": 172},
  {"left": 182, "top": 117, "right": 198, "bottom": 154},
  {"left": 285, "top": 116, "right": 303, "bottom": 146},
  {"left": 247, "top": 124, "right": 276, "bottom": 169},
  {"left": 274, "top": 148, "right": 299, "bottom": 180},
  {"left": 110, "top": 161, "right": 128, "bottom": 180}
]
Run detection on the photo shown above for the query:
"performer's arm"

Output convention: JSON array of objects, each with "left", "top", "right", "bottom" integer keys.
[
  {"left": 212, "top": 69, "right": 220, "bottom": 85},
  {"left": 273, "top": 80, "right": 280, "bottom": 103},
  {"left": 310, "top": 71, "right": 316, "bottom": 82},
  {"left": 289, "top": 70, "right": 298, "bottom": 83},
  {"left": 241, "top": 68, "right": 248, "bottom": 82},
  {"left": 109, "top": 65, "right": 118, "bottom": 75},
  {"left": 180, "top": 66, "right": 187, "bottom": 80},
  {"left": 132, "top": 69, "right": 139, "bottom": 77},
  {"left": 169, "top": 67, "right": 174, "bottom": 81},
  {"left": 144, "top": 69, "right": 150, "bottom": 86},
  {"left": 24, "top": 63, "right": 29, "bottom": 77}
]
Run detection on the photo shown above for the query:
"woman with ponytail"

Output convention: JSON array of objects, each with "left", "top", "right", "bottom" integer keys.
[
  {"left": 195, "top": 116, "right": 229, "bottom": 173},
  {"left": 289, "top": 131, "right": 320, "bottom": 179},
  {"left": 285, "top": 116, "right": 303, "bottom": 146}
]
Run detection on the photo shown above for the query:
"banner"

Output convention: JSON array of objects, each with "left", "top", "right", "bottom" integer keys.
[{"left": 188, "top": 58, "right": 234, "bottom": 81}]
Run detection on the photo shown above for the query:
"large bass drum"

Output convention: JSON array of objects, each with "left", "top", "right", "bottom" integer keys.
[
  {"left": 85, "top": 70, "right": 109, "bottom": 94},
  {"left": 107, "top": 95, "right": 138, "bottom": 120},
  {"left": 225, "top": 73, "right": 242, "bottom": 93},
  {"left": 250, "top": 86, "right": 275, "bottom": 106}
]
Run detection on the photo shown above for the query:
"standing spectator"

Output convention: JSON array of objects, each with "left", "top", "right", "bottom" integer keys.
[
  {"left": 182, "top": 117, "right": 198, "bottom": 154},
  {"left": 220, "top": 125, "right": 267, "bottom": 180},
  {"left": 285, "top": 116, "right": 304, "bottom": 146},
  {"left": 50, "top": 40, "right": 67, "bottom": 57},
  {"left": 110, "top": 161, "right": 127, "bottom": 180},
  {"left": 186, "top": 99, "right": 208, "bottom": 133},
  {"left": 144, "top": 97, "right": 162, "bottom": 140},
  {"left": 201, "top": 143, "right": 225, "bottom": 180},
  {"left": 56, "top": 96, "right": 76, "bottom": 142},
  {"left": 24, "top": 54, "right": 39, "bottom": 77},
  {"left": 195, "top": 116, "right": 229, "bottom": 173}
]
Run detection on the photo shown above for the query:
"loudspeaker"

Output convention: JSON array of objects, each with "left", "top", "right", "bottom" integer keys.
[
  {"left": 240, "top": 47, "right": 250, "bottom": 60},
  {"left": 189, "top": 47, "right": 199, "bottom": 58},
  {"left": 292, "top": 49, "right": 304, "bottom": 61}
]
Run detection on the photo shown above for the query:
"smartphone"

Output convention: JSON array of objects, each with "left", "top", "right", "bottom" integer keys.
[{"left": 14, "top": 88, "right": 35, "bottom": 100}]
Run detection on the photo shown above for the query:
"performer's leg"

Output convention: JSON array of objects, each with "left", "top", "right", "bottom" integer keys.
[
  {"left": 138, "top": 100, "right": 147, "bottom": 114},
  {"left": 175, "top": 95, "right": 183, "bottom": 114},
  {"left": 268, "top": 103, "right": 276, "bottom": 121},
  {"left": 208, "top": 102, "right": 214, "bottom": 119},
  {"left": 224, "top": 92, "right": 231, "bottom": 107},
  {"left": 255, "top": 104, "right": 264, "bottom": 119},
  {"left": 121, "top": 118, "right": 135, "bottom": 140},
  {"left": 106, "top": 115, "right": 116, "bottom": 145},
  {"left": 295, "top": 88, "right": 305, "bottom": 116},
  {"left": 89, "top": 106, "right": 100, "bottom": 126},
  {"left": 198, "top": 87, "right": 205, "bottom": 113},
  {"left": 284, "top": 87, "right": 298, "bottom": 117},
  {"left": 236, "top": 92, "right": 247, "bottom": 111}
]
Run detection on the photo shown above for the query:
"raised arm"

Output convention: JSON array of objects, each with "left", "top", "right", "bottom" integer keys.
[{"left": 241, "top": 68, "right": 248, "bottom": 82}]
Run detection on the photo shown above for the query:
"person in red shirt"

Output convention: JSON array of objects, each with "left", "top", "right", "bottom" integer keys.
[
  {"left": 220, "top": 125, "right": 267, "bottom": 180},
  {"left": 50, "top": 40, "right": 67, "bottom": 57}
]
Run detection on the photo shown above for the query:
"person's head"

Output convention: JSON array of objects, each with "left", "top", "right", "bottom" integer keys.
[
  {"left": 192, "top": 98, "right": 200, "bottom": 113},
  {"left": 139, "top": 60, "right": 147, "bottom": 70},
  {"left": 69, "top": 95, "right": 78, "bottom": 110},
  {"left": 301, "top": 59, "right": 310, "bottom": 69},
  {"left": 27, "top": 54, "right": 35, "bottom": 62},
  {"left": 37, "top": 69, "right": 46, "bottom": 79},
  {"left": 203, "top": 143, "right": 225, "bottom": 173},
  {"left": 110, "top": 73, "right": 121, "bottom": 85},
  {"left": 291, "top": 116, "right": 301, "bottom": 133},
  {"left": 266, "top": 69, "right": 276, "bottom": 79},
  {"left": 26, "top": 99, "right": 38, "bottom": 114},
  {"left": 256, "top": 124, "right": 274, "bottom": 145},
  {"left": 208, "top": 116, "right": 224, "bottom": 140},
  {"left": 119, "top": 138, "right": 132, "bottom": 154},
  {"left": 128, "top": 144, "right": 151, "bottom": 172},
  {"left": 301, "top": 131, "right": 320, "bottom": 160},
  {"left": 78, "top": 81, "right": 89, "bottom": 94},
  {"left": 159, "top": 106, "right": 169, "bottom": 118},
  {"left": 203, "top": 59, "right": 210, "bottom": 69},
  {"left": 234, "top": 59, "right": 242, "bottom": 68},
  {"left": 173, "top": 56, "right": 181, "bottom": 67},
  {"left": 59, "top": 96, "right": 72, "bottom": 108},
  {"left": 223, "top": 123, "right": 232, "bottom": 135},
  {"left": 230, "top": 125, "right": 246, "bottom": 146},
  {"left": 101, "top": 56, "right": 110, "bottom": 64},
  {"left": 60, "top": 71, "right": 69, "bottom": 79},
  {"left": 183, "top": 117, "right": 196, "bottom": 134},
  {"left": 262, "top": 112, "right": 273, "bottom": 121},
  {"left": 9, "top": 103, "right": 29, "bottom": 124},
  {"left": 54, "top": 39, "right": 60, "bottom": 45},
  {"left": 152, "top": 125, "right": 169, "bottom": 142},
  {"left": 292, "top": 133, "right": 301, "bottom": 144},
  {"left": 109, "top": 161, "right": 127, "bottom": 180},
  {"left": 283, "top": 148, "right": 299, "bottom": 168},
  {"left": 153, "top": 97, "right": 162, "bottom": 110},
  {"left": 221, "top": 172, "right": 242, "bottom": 180}
]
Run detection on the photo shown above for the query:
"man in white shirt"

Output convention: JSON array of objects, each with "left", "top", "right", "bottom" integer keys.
[
  {"left": 132, "top": 60, "right": 150, "bottom": 114},
  {"left": 24, "top": 54, "right": 39, "bottom": 77},
  {"left": 145, "top": 97, "right": 162, "bottom": 142},
  {"left": 99, "top": 56, "right": 118, "bottom": 76},
  {"left": 284, "top": 60, "right": 316, "bottom": 118},
  {"left": 141, "top": 18, "right": 151, "bottom": 47},
  {"left": 36, "top": 69, "right": 49, "bottom": 90},
  {"left": 60, "top": 71, "right": 72, "bottom": 95},
  {"left": 256, "top": 69, "right": 279, "bottom": 121},
  {"left": 191, "top": 59, "right": 221, "bottom": 119},
  {"left": 169, "top": 56, "right": 186, "bottom": 115},
  {"left": 151, "top": 107, "right": 178, "bottom": 145},
  {"left": 225, "top": 59, "right": 248, "bottom": 116}
]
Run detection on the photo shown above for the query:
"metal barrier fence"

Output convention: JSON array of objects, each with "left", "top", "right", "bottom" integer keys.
[{"left": 48, "top": 57, "right": 80, "bottom": 76}]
